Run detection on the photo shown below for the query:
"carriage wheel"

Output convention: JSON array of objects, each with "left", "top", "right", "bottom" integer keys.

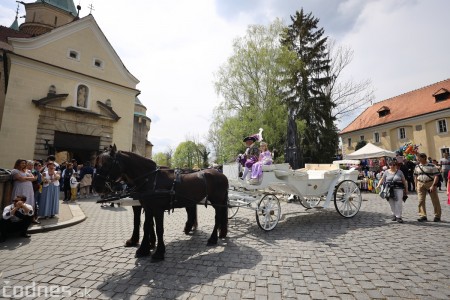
[
  {"left": 228, "top": 202, "right": 239, "bottom": 219},
  {"left": 256, "top": 194, "right": 281, "bottom": 231},
  {"left": 334, "top": 180, "right": 362, "bottom": 218},
  {"left": 300, "top": 196, "right": 322, "bottom": 209}
]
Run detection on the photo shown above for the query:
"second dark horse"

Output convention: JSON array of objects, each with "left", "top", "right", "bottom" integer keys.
[{"left": 93, "top": 146, "right": 229, "bottom": 261}]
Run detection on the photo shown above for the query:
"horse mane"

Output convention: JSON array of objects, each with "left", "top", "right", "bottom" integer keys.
[{"left": 118, "top": 151, "right": 157, "bottom": 170}]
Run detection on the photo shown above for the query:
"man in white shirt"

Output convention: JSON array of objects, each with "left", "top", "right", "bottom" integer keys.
[{"left": 0, "top": 195, "right": 34, "bottom": 242}]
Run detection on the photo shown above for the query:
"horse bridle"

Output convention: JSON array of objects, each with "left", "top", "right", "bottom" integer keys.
[
  {"left": 96, "top": 152, "right": 162, "bottom": 197},
  {"left": 95, "top": 153, "right": 122, "bottom": 194}
]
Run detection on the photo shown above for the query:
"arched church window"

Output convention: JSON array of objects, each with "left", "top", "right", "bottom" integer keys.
[{"left": 77, "top": 85, "right": 89, "bottom": 108}]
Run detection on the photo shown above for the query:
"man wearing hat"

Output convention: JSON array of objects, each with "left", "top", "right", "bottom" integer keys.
[
  {"left": 414, "top": 153, "right": 442, "bottom": 222},
  {"left": 239, "top": 135, "right": 260, "bottom": 180}
]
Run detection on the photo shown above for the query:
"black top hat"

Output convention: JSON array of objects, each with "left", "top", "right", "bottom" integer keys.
[{"left": 243, "top": 136, "right": 257, "bottom": 142}]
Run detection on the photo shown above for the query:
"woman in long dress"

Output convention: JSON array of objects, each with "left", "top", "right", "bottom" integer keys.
[
  {"left": 39, "top": 161, "right": 60, "bottom": 218},
  {"left": 10, "top": 159, "right": 36, "bottom": 207},
  {"left": 250, "top": 142, "right": 273, "bottom": 181}
]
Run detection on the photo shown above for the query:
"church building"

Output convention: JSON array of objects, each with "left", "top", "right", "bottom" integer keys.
[{"left": 0, "top": 0, "right": 152, "bottom": 167}]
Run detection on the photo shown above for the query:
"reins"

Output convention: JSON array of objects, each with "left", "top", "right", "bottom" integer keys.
[{"left": 97, "top": 151, "right": 227, "bottom": 209}]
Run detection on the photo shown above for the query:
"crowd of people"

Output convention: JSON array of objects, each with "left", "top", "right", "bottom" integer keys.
[
  {"left": 0, "top": 155, "right": 96, "bottom": 242},
  {"left": 358, "top": 152, "right": 446, "bottom": 223}
]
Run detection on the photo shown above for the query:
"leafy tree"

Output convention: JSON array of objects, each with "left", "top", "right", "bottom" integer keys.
[
  {"left": 212, "top": 19, "right": 289, "bottom": 162},
  {"left": 153, "top": 152, "right": 170, "bottom": 167},
  {"left": 172, "top": 141, "right": 209, "bottom": 169},
  {"left": 280, "top": 9, "right": 337, "bottom": 166}
]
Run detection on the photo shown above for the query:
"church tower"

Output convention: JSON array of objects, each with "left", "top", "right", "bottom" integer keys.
[{"left": 18, "top": 0, "right": 79, "bottom": 36}]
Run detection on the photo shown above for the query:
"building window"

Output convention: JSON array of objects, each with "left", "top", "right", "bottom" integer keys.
[
  {"left": 360, "top": 135, "right": 364, "bottom": 141},
  {"left": 374, "top": 132, "right": 380, "bottom": 143},
  {"left": 68, "top": 49, "right": 80, "bottom": 61},
  {"left": 347, "top": 138, "right": 352, "bottom": 148},
  {"left": 433, "top": 89, "right": 450, "bottom": 102},
  {"left": 377, "top": 106, "right": 390, "bottom": 117},
  {"left": 437, "top": 119, "right": 448, "bottom": 133},
  {"left": 93, "top": 58, "right": 104, "bottom": 69},
  {"left": 399, "top": 127, "right": 406, "bottom": 140}
]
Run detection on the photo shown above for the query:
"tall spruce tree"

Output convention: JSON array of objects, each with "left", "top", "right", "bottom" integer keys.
[{"left": 281, "top": 9, "right": 338, "bottom": 166}]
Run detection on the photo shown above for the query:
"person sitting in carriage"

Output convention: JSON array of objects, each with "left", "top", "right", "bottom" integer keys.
[
  {"left": 249, "top": 142, "right": 273, "bottom": 183},
  {"left": 238, "top": 129, "right": 262, "bottom": 180}
]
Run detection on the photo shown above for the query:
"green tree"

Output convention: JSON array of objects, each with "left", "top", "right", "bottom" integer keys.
[
  {"left": 355, "top": 140, "right": 367, "bottom": 151},
  {"left": 281, "top": 9, "right": 337, "bottom": 166},
  {"left": 172, "top": 141, "right": 209, "bottom": 169},
  {"left": 153, "top": 152, "right": 170, "bottom": 167},
  {"left": 211, "top": 19, "right": 289, "bottom": 162}
]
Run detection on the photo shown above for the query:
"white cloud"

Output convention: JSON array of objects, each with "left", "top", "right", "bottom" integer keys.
[{"left": 2, "top": 0, "right": 449, "bottom": 153}]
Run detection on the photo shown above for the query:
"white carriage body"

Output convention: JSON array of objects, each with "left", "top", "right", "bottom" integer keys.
[
  {"left": 224, "top": 161, "right": 362, "bottom": 230},
  {"left": 223, "top": 162, "right": 291, "bottom": 190}
]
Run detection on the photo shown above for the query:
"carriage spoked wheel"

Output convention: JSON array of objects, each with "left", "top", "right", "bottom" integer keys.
[
  {"left": 256, "top": 194, "right": 281, "bottom": 231},
  {"left": 334, "top": 180, "right": 362, "bottom": 218},
  {"left": 299, "top": 196, "right": 323, "bottom": 209}
]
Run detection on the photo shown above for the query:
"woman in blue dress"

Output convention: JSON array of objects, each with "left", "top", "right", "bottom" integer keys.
[{"left": 39, "top": 161, "right": 60, "bottom": 218}]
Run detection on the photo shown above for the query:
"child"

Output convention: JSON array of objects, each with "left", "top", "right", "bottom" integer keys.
[
  {"left": 69, "top": 173, "right": 79, "bottom": 201},
  {"left": 250, "top": 142, "right": 273, "bottom": 182}
]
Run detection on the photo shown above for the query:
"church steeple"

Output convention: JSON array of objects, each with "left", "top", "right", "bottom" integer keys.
[
  {"left": 19, "top": 0, "right": 80, "bottom": 36},
  {"left": 36, "top": 0, "right": 78, "bottom": 17},
  {"left": 9, "top": 4, "right": 20, "bottom": 31}
]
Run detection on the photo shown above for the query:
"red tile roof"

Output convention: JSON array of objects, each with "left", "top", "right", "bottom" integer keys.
[
  {"left": 0, "top": 26, "right": 31, "bottom": 44},
  {"left": 340, "top": 78, "right": 450, "bottom": 134}
]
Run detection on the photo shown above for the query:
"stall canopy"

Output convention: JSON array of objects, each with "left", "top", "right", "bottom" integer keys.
[
  {"left": 333, "top": 159, "right": 360, "bottom": 165},
  {"left": 345, "top": 143, "right": 396, "bottom": 159}
]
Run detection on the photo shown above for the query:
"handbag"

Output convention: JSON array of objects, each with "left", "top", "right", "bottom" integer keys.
[
  {"left": 379, "top": 170, "right": 397, "bottom": 200},
  {"left": 379, "top": 183, "right": 393, "bottom": 199}
]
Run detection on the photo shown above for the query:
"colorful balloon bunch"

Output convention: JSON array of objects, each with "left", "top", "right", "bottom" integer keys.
[{"left": 397, "top": 142, "right": 419, "bottom": 161}]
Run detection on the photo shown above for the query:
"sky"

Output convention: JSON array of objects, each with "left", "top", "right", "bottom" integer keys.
[{"left": 1, "top": 0, "right": 450, "bottom": 155}]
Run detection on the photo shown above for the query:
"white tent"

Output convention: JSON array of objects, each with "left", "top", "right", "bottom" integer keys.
[
  {"left": 345, "top": 143, "right": 396, "bottom": 159},
  {"left": 333, "top": 159, "right": 360, "bottom": 165}
]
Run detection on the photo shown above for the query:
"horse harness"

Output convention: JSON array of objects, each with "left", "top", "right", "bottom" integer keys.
[{"left": 98, "top": 161, "right": 210, "bottom": 212}]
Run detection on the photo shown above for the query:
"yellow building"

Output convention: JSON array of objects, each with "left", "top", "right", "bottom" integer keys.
[
  {"left": 340, "top": 78, "right": 450, "bottom": 160},
  {"left": 0, "top": 0, "right": 152, "bottom": 167}
]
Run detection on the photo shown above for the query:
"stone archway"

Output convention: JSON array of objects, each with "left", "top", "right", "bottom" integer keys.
[{"left": 34, "top": 109, "right": 113, "bottom": 161}]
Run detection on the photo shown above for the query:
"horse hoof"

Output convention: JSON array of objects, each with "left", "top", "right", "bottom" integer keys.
[
  {"left": 124, "top": 239, "right": 139, "bottom": 247},
  {"left": 151, "top": 256, "right": 164, "bottom": 262},
  {"left": 135, "top": 248, "right": 151, "bottom": 257},
  {"left": 206, "top": 239, "right": 217, "bottom": 246}
]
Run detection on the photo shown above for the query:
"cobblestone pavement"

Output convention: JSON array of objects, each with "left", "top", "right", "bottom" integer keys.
[{"left": 0, "top": 190, "right": 449, "bottom": 299}]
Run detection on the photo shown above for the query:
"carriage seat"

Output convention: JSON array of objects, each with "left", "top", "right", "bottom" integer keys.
[
  {"left": 339, "top": 169, "right": 359, "bottom": 181},
  {"left": 304, "top": 169, "right": 341, "bottom": 180}
]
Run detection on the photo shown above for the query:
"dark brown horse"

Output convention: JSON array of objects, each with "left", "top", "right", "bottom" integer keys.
[
  {"left": 123, "top": 170, "right": 199, "bottom": 249},
  {"left": 93, "top": 145, "right": 229, "bottom": 261}
]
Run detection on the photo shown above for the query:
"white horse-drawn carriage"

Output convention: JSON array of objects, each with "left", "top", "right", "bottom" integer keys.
[{"left": 223, "top": 162, "right": 361, "bottom": 231}]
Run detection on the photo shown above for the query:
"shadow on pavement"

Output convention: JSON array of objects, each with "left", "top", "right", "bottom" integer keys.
[{"left": 97, "top": 233, "right": 261, "bottom": 299}]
